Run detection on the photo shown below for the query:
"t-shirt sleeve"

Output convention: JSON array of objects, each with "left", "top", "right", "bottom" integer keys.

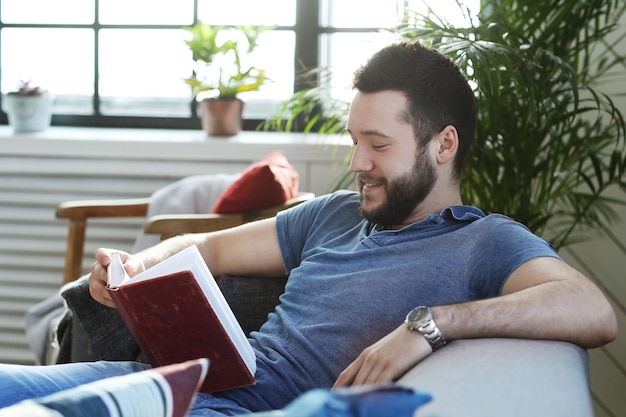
[
  {"left": 467, "top": 215, "right": 561, "bottom": 298},
  {"left": 275, "top": 191, "right": 361, "bottom": 275},
  {"left": 275, "top": 192, "right": 333, "bottom": 274}
]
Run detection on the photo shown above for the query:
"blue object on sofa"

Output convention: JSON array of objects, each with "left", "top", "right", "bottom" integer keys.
[{"left": 246, "top": 385, "right": 432, "bottom": 417}]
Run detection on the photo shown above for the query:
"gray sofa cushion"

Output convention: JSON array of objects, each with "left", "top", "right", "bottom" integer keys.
[{"left": 216, "top": 274, "right": 287, "bottom": 336}]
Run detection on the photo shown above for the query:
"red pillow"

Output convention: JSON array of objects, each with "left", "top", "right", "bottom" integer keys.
[{"left": 211, "top": 151, "right": 299, "bottom": 214}]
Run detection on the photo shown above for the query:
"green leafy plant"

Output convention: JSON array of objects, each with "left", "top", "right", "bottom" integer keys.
[
  {"left": 264, "top": 0, "right": 626, "bottom": 249},
  {"left": 183, "top": 21, "right": 270, "bottom": 100},
  {"left": 260, "top": 67, "right": 349, "bottom": 134},
  {"left": 259, "top": 67, "right": 354, "bottom": 190}
]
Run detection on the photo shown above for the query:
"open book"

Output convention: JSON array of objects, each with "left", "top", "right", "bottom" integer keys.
[{"left": 106, "top": 245, "right": 256, "bottom": 393}]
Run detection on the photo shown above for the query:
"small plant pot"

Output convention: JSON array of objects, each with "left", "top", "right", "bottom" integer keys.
[
  {"left": 199, "top": 98, "right": 243, "bottom": 137},
  {"left": 3, "top": 94, "right": 54, "bottom": 133}
]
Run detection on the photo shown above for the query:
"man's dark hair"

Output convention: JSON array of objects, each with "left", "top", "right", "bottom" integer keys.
[{"left": 353, "top": 41, "right": 477, "bottom": 180}]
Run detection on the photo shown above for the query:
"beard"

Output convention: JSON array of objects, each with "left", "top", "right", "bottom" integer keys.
[{"left": 359, "top": 149, "right": 437, "bottom": 228}]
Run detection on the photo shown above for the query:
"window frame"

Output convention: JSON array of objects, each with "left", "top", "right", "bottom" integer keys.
[{"left": 0, "top": 0, "right": 392, "bottom": 131}]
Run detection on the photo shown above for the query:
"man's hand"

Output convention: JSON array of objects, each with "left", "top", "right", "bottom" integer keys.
[
  {"left": 333, "top": 324, "right": 433, "bottom": 388},
  {"left": 88, "top": 248, "right": 145, "bottom": 308}
]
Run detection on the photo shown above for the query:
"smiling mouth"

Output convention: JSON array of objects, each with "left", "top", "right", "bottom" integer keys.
[
  {"left": 359, "top": 176, "right": 385, "bottom": 194},
  {"left": 362, "top": 182, "right": 380, "bottom": 191}
]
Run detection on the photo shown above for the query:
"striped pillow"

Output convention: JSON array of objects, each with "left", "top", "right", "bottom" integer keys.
[{"left": 0, "top": 358, "right": 208, "bottom": 417}]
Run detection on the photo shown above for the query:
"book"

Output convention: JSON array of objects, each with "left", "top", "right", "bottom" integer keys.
[{"left": 106, "top": 245, "right": 256, "bottom": 393}]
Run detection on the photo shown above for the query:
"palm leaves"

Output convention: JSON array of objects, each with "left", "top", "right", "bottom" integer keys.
[{"left": 396, "top": 0, "right": 626, "bottom": 247}]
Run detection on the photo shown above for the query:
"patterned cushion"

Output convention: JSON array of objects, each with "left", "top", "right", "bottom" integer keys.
[{"left": 0, "top": 359, "right": 208, "bottom": 417}]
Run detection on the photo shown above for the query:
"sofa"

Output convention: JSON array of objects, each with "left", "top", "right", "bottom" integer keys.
[{"left": 50, "top": 274, "right": 592, "bottom": 417}]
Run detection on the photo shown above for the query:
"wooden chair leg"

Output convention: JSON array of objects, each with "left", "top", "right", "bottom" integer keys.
[{"left": 63, "top": 219, "right": 87, "bottom": 284}]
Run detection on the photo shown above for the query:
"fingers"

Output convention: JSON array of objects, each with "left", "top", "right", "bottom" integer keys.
[
  {"left": 333, "top": 347, "right": 396, "bottom": 388},
  {"left": 88, "top": 248, "right": 130, "bottom": 308},
  {"left": 93, "top": 247, "right": 128, "bottom": 267},
  {"left": 333, "top": 325, "right": 434, "bottom": 389},
  {"left": 88, "top": 266, "right": 115, "bottom": 308},
  {"left": 94, "top": 247, "right": 145, "bottom": 277},
  {"left": 333, "top": 358, "right": 359, "bottom": 388},
  {"left": 123, "top": 256, "right": 146, "bottom": 277}
]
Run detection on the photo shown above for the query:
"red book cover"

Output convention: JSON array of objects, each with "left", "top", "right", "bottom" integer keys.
[{"left": 106, "top": 246, "right": 256, "bottom": 393}]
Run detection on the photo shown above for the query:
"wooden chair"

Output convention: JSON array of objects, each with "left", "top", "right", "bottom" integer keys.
[{"left": 55, "top": 192, "right": 315, "bottom": 284}]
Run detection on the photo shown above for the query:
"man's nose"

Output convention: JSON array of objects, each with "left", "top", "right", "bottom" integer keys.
[{"left": 349, "top": 145, "right": 373, "bottom": 173}]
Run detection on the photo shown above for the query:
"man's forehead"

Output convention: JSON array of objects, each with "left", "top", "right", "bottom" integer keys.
[{"left": 347, "top": 92, "right": 413, "bottom": 135}]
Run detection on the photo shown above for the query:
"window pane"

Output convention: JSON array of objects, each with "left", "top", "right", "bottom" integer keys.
[
  {"left": 99, "top": 29, "right": 192, "bottom": 116},
  {"left": 198, "top": 0, "right": 296, "bottom": 26},
  {"left": 99, "top": 0, "right": 194, "bottom": 25},
  {"left": 1, "top": 0, "right": 94, "bottom": 24},
  {"left": 0, "top": 0, "right": 481, "bottom": 127},
  {"left": 239, "top": 30, "right": 295, "bottom": 100},
  {"left": 321, "top": 32, "right": 396, "bottom": 102},
  {"left": 404, "top": 0, "right": 480, "bottom": 26},
  {"left": 1, "top": 28, "right": 95, "bottom": 114},
  {"left": 240, "top": 30, "right": 295, "bottom": 119},
  {"left": 321, "top": 0, "right": 480, "bottom": 103},
  {"left": 323, "top": 0, "right": 403, "bottom": 28},
  {"left": 323, "top": 0, "right": 479, "bottom": 28}
]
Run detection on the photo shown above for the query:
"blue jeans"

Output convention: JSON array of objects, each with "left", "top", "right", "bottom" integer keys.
[
  {"left": 0, "top": 361, "right": 149, "bottom": 407},
  {"left": 0, "top": 361, "right": 253, "bottom": 416}
]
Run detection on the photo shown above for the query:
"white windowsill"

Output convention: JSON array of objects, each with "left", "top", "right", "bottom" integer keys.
[
  {"left": 0, "top": 125, "right": 348, "bottom": 144},
  {"left": 0, "top": 126, "right": 352, "bottom": 162}
]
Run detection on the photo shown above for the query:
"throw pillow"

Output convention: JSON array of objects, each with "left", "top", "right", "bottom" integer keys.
[
  {"left": 211, "top": 151, "right": 299, "bottom": 214},
  {"left": 0, "top": 358, "right": 208, "bottom": 417},
  {"left": 254, "top": 385, "right": 432, "bottom": 417}
]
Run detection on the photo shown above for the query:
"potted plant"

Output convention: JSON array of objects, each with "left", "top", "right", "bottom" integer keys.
[
  {"left": 183, "top": 21, "right": 270, "bottom": 136},
  {"left": 2, "top": 80, "right": 54, "bottom": 133},
  {"left": 264, "top": 0, "right": 626, "bottom": 250}
]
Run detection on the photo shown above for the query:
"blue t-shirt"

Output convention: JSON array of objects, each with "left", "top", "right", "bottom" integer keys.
[{"left": 218, "top": 191, "right": 559, "bottom": 410}]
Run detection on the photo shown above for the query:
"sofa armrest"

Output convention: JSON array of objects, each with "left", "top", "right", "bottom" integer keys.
[{"left": 398, "top": 338, "right": 591, "bottom": 417}]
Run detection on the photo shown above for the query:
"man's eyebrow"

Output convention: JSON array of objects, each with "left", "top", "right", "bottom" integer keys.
[{"left": 346, "top": 128, "right": 392, "bottom": 139}]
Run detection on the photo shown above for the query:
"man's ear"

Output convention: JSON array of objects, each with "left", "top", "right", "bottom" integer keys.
[{"left": 435, "top": 125, "right": 458, "bottom": 165}]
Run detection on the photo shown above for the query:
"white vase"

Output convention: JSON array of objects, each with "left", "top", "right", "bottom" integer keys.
[{"left": 3, "top": 94, "right": 54, "bottom": 133}]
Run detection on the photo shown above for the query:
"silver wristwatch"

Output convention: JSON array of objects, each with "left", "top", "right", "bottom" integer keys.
[{"left": 404, "top": 306, "right": 447, "bottom": 351}]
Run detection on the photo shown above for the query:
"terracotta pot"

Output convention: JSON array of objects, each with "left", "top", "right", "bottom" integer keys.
[{"left": 199, "top": 98, "right": 244, "bottom": 137}]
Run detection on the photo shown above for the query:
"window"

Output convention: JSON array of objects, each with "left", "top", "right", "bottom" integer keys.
[{"left": 0, "top": 0, "right": 477, "bottom": 130}]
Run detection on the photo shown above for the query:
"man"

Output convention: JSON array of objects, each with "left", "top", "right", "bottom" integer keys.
[{"left": 0, "top": 41, "right": 617, "bottom": 415}]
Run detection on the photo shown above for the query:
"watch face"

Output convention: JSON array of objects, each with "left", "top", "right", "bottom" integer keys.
[
  {"left": 406, "top": 306, "right": 430, "bottom": 328},
  {"left": 405, "top": 306, "right": 446, "bottom": 350}
]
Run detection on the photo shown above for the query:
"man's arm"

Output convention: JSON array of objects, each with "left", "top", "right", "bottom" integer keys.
[
  {"left": 435, "top": 256, "right": 617, "bottom": 348},
  {"left": 89, "top": 217, "right": 286, "bottom": 308},
  {"left": 334, "top": 256, "right": 617, "bottom": 387}
]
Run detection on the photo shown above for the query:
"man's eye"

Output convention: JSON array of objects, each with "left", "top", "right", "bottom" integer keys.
[{"left": 372, "top": 143, "right": 388, "bottom": 150}]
